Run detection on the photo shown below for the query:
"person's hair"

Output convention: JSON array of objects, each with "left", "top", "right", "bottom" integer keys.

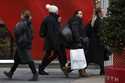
[
  {"left": 21, "top": 10, "right": 31, "bottom": 19},
  {"left": 0, "top": 17, "right": 5, "bottom": 27},
  {"left": 74, "top": 10, "right": 81, "bottom": 16},
  {"left": 95, "top": 7, "right": 102, "bottom": 16}
]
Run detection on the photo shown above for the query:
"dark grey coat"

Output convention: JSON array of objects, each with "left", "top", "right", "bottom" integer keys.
[
  {"left": 14, "top": 19, "right": 33, "bottom": 49},
  {"left": 14, "top": 19, "right": 33, "bottom": 64}
]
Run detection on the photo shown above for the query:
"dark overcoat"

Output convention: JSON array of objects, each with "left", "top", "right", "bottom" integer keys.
[
  {"left": 40, "top": 13, "right": 63, "bottom": 51},
  {"left": 14, "top": 19, "right": 33, "bottom": 64},
  {"left": 68, "top": 16, "right": 87, "bottom": 49},
  {"left": 86, "top": 16, "right": 105, "bottom": 65}
]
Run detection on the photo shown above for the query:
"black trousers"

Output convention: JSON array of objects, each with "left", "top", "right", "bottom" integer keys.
[
  {"left": 9, "top": 50, "right": 37, "bottom": 75},
  {"left": 39, "top": 46, "right": 67, "bottom": 71},
  {"left": 99, "top": 62, "right": 104, "bottom": 73},
  {"left": 10, "top": 61, "right": 37, "bottom": 74}
]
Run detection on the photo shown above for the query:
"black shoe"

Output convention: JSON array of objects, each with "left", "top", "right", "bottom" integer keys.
[
  {"left": 29, "top": 73, "right": 38, "bottom": 81},
  {"left": 4, "top": 71, "right": 13, "bottom": 79},
  {"left": 67, "top": 68, "right": 73, "bottom": 73},
  {"left": 100, "top": 70, "right": 105, "bottom": 75},
  {"left": 39, "top": 70, "right": 49, "bottom": 75}
]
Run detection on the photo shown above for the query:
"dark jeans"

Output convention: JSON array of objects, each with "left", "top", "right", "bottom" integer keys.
[{"left": 39, "top": 47, "right": 67, "bottom": 71}]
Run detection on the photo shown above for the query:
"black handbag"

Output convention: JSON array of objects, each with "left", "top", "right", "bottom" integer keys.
[{"left": 61, "top": 25, "right": 72, "bottom": 42}]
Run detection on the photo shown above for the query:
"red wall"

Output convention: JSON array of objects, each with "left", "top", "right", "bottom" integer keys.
[{"left": 0, "top": 0, "right": 94, "bottom": 60}]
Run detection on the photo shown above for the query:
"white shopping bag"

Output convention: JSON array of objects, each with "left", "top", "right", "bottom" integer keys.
[{"left": 70, "top": 49, "right": 87, "bottom": 70}]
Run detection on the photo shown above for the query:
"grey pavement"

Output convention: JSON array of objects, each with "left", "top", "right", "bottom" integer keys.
[
  {"left": 0, "top": 67, "right": 104, "bottom": 83},
  {"left": 0, "top": 50, "right": 112, "bottom": 83}
]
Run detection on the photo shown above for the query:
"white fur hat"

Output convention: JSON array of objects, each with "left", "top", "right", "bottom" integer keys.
[{"left": 45, "top": 4, "right": 58, "bottom": 13}]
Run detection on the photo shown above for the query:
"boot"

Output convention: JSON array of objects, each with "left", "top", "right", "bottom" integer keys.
[
  {"left": 62, "top": 66, "right": 69, "bottom": 77},
  {"left": 4, "top": 71, "right": 13, "bottom": 79},
  {"left": 39, "top": 70, "right": 49, "bottom": 75},
  {"left": 29, "top": 72, "right": 38, "bottom": 81},
  {"left": 38, "top": 65, "right": 49, "bottom": 75},
  {"left": 65, "top": 62, "right": 72, "bottom": 73},
  {"left": 100, "top": 70, "right": 105, "bottom": 75},
  {"left": 100, "top": 65, "right": 105, "bottom": 75},
  {"left": 79, "top": 69, "right": 88, "bottom": 77}
]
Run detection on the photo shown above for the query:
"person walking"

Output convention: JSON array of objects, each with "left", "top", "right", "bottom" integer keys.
[
  {"left": 86, "top": 8, "right": 105, "bottom": 75},
  {"left": 4, "top": 10, "right": 38, "bottom": 81},
  {"left": 38, "top": 4, "right": 67, "bottom": 76},
  {"left": 67, "top": 10, "right": 88, "bottom": 77}
]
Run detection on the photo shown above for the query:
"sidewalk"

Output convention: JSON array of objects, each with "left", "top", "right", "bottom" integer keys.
[
  {"left": 0, "top": 59, "right": 108, "bottom": 83},
  {"left": 0, "top": 67, "right": 104, "bottom": 83}
]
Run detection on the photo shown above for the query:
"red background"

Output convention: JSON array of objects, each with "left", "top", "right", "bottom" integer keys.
[{"left": 0, "top": 0, "right": 94, "bottom": 60}]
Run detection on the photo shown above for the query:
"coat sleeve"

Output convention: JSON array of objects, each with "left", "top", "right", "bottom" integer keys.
[
  {"left": 40, "top": 20, "right": 47, "bottom": 38},
  {"left": 93, "top": 18, "right": 101, "bottom": 34},
  {"left": 14, "top": 22, "right": 24, "bottom": 39}
]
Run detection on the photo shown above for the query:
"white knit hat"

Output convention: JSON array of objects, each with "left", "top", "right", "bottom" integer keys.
[{"left": 45, "top": 4, "right": 58, "bottom": 13}]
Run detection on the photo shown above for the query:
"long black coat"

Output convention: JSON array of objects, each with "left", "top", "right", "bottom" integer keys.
[
  {"left": 86, "top": 16, "right": 105, "bottom": 65},
  {"left": 68, "top": 16, "right": 87, "bottom": 49},
  {"left": 41, "top": 13, "right": 63, "bottom": 51},
  {"left": 14, "top": 19, "right": 33, "bottom": 64}
]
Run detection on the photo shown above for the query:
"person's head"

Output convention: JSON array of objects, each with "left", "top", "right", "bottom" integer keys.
[
  {"left": 57, "top": 15, "right": 62, "bottom": 22},
  {"left": 95, "top": 8, "right": 103, "bottom": 17},
  {"left": 45, "top": 4, "right": 59, "bottom": 15},
  {"left": 21, "top": 10, "right": 32, "bottom": 20},
  {"left": 74, "top": 10, "right": 83, "bottom": 18}
]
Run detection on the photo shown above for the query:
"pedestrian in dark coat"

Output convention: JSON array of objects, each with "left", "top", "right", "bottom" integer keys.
[
  {"left": 4, "top": 10, "right": 38, "bottom": 81},
  {"left": 0, "top": 18, "right": 13, "bottom": 59},
  {"left": 86, "top": 8, "right": 105, "bottom": 75},
  {"left": 67, "top": 10, "right": 88, "bottom": 77},
  {"left": 39, "top": 4, "right": 67, "bottom": 76}
]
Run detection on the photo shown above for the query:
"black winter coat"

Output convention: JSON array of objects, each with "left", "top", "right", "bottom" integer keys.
[
  {"left": 14, "top": 19, "right": 33, "bottom": 49},
  {"left": 13, "top": 19, "right": 33, "bottom": 64},
  {"left": 68, "top": 16, "right": 87, "bottom": 49},
  {"left": 41, "top": 13, "right": 63, "bottom": 51},
  {"left": 86, "top": 16, "right": 105, "bottom": 65}
]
